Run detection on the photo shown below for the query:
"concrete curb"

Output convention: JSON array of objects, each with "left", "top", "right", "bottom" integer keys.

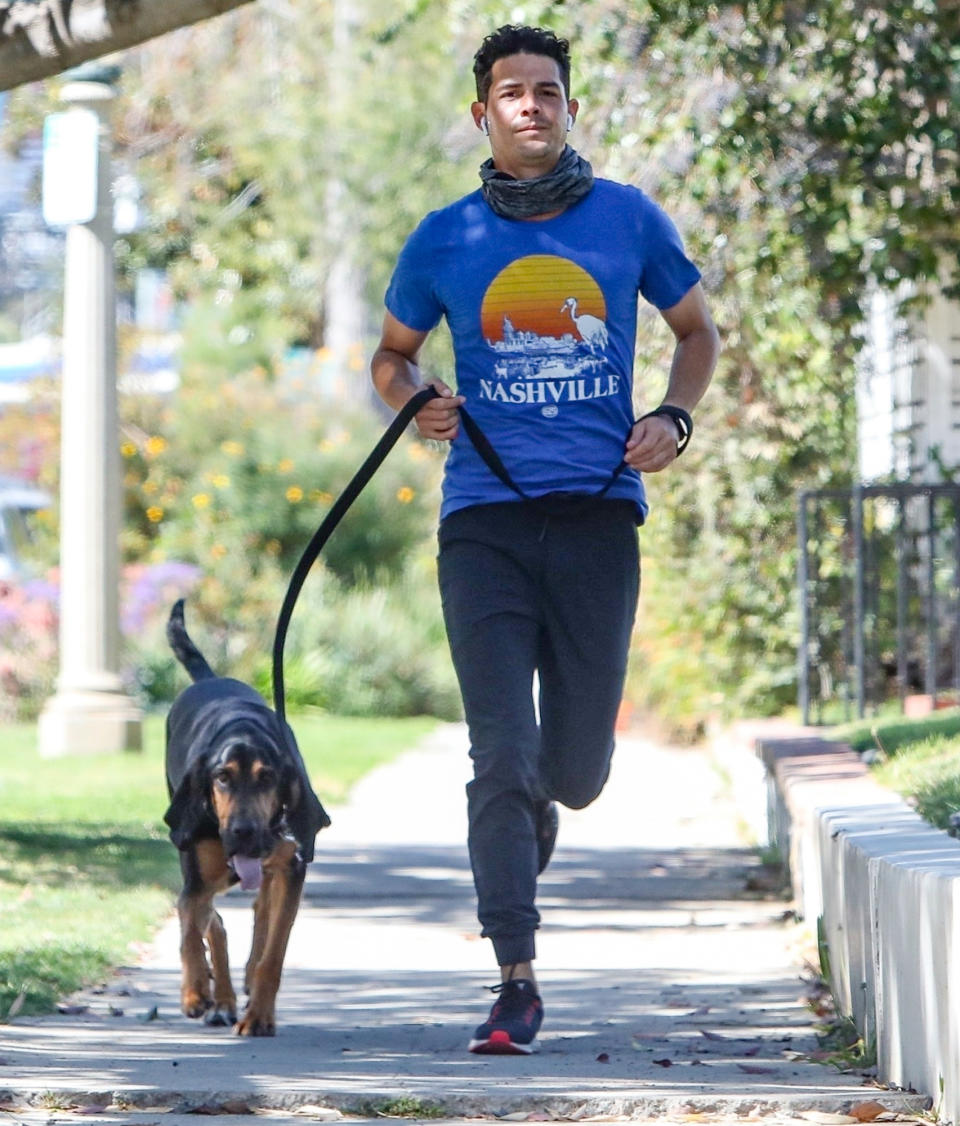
[
  {"left": 755, "top": 731, "right": 960, "bottom": 1124},
  {"left": 0, "top": 1085, "right": 933, "bottom": 1120}
]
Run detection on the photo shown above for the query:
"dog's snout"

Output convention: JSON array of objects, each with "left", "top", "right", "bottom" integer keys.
[{"left": 227, "top": 819, "right": 261, "bottom": 853}]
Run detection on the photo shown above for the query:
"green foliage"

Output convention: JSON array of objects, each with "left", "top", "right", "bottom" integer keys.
[
  {"left": 644, "top": 0, "right": 960, "bottom": 305},
  {"left": 359, "top": 1099, "right": 447, "bottom": 1120},
  {"left": 136, "top": 368, "right": 443, "bottom": 586},
  {"left": 254, "top": 565, "right": 462, "bottom": 720}
]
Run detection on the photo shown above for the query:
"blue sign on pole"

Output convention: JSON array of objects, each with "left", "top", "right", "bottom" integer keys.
[{"left": 42, "top": 109, "right": 99, "bottom": 227}]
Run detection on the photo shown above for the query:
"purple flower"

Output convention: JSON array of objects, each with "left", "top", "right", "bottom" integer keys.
[{"left": 121, "top": 561, "right": 200, "bottom": 637}]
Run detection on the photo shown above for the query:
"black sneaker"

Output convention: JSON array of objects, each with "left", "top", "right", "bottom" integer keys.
[
  {"left": 536, "top": 800, "right": 559, "bottom": 874},
  {"left": 468, "top": 978, "right": 543, "bottom": 1054}
]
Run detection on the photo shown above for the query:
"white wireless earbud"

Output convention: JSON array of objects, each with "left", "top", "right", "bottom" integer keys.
[
  {"left": 480, "top": 115, "right": 489, "bottom": 136},
  {"left": 566, "top": 113, "right": 574, "bottom": 131}
]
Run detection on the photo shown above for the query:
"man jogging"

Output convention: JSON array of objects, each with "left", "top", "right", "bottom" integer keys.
[{"left": 371, "top": 24, "right": 720, "bottom": 1055}]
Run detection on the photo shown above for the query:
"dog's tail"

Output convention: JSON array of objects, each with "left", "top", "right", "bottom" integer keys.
[{"left": 167, "top": 599, "right": 217, "bottom": 682}]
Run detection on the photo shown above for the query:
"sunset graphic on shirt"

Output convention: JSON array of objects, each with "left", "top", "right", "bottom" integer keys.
[{"left": 481, "top": 254, "right": 606, "bottom": 344}]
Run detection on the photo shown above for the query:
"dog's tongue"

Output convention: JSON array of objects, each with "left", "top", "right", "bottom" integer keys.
[{"left": 230, "top": 854, "right": 263, "bottom": 891}]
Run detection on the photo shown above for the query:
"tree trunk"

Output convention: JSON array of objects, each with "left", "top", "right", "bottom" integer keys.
[{"left": 0, "top": 0, "right": 256, "bottom": 91}]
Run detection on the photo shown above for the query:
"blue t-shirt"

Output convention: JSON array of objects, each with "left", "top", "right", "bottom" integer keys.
[{"left": 385, "top": 179, "right": 701, "bottom": 523}]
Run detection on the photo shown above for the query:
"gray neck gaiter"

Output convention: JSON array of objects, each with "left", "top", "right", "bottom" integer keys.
[{"left": 479, "top": 145, "right": 594, "bottom": 220}]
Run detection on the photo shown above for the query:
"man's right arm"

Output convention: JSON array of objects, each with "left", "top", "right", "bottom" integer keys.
[{"left": 370, "top": 311, "right": 465, "bottom": 441}]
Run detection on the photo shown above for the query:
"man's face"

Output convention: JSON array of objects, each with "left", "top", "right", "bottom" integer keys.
[{"left": 472, "top": 52, "right": 578, "bottom": 179}]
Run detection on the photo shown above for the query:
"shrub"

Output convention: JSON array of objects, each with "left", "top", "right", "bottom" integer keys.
[
  {"left": 255, "top": 561, "right": 461, "bottom": 721},
  {"left": 121, "top": 368, "right": 444, "bottom": 589}
]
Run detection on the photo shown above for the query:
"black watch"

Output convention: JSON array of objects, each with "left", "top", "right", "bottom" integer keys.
[{"left": 635, "top": 404, "right": 693, "bottom": 456}]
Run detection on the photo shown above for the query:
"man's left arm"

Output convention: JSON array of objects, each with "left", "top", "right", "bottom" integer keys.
[{"left": 624, "top": 282, "right": 720, "bottom": 473}]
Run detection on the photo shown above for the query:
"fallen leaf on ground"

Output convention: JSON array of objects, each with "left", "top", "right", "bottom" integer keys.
[
  {"left": 700, "top": 1029, "right": 727, "bottom": 1041},
  {"left": 596, "top": 1053, "right": 610, "bottom": 1063},
  {"left": 56, "top": 1003, "right": 89, "bottom": 1015},
  {"left": 743, "top": 1043, "right": 762, "bottom": 1056},
  {"left": 848, "top": 1104, "right": 888, "bottom": 1123},
  {"left": 652, "top": 1058, "right": 673, "bottom": 1067}
]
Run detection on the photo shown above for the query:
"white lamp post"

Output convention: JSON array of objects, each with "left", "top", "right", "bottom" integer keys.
[{"left": 38, "top": 64, "right": 142, "bottom": 757}]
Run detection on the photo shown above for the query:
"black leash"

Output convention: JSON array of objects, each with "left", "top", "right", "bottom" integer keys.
[{"left": 272, "top": 385, "right": 441, "bottom": 729}]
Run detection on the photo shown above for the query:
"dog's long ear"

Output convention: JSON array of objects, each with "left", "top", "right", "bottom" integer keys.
[
  {"left": 280, "top": 727, "right": 330, "bottom": 864},
  {"left": 164, "top": 764, "right": 216, "bottom": 851}
]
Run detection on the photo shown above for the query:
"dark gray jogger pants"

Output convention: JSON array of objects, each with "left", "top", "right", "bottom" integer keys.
[{"left": 437, "top": 498, "right": 640, "bottom": 966}]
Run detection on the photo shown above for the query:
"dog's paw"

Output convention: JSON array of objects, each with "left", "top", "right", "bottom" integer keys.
[
  {"left": 204, "top": 1003, "right": 237, "bottom": 1027},
  {"left": 182, "top": 992, "right": 213, "bottom": 1020},
  {"left": 235, "top": 1008, "right": 276, "bottom": 1037}
]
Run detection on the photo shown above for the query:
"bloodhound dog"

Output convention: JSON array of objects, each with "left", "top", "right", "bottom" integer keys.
[{"left": 164, "top": 599, "right": 329, "bottom": 1036}]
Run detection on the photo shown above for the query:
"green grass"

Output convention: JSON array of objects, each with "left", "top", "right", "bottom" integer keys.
[
  {"left": 0, "top": 710, "right": 438, "bottom": 1018},
  {"left": 828, "top": 709, "right": 960, "bottom": 832},
  {"left": 828, "top": 707, "right": 960, "bottom": 755},
  {"left": 872, "top": 735, "right": 960, "bottom": 831}
]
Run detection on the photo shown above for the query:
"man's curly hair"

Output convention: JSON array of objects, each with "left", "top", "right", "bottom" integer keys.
[{"left": 473, "top": 25, "right": 572, "bottom": 103}]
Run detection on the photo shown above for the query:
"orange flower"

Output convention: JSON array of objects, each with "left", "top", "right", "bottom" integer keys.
[{"left": 396, "top": 486, "right": 415, "bottom": 504}]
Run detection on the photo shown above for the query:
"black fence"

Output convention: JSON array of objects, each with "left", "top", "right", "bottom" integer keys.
[{"left": 798, "top": 483, "right": 960, "bottom": 725}]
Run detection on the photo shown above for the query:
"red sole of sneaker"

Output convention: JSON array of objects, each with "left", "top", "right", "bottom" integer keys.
[{"left": 468, "top": 1031, "right": 536, "bottom": 1055}]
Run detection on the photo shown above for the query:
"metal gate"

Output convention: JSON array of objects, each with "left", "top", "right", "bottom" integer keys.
[{"left": 798, "top": 484, "right": 960, "bottom": 724}]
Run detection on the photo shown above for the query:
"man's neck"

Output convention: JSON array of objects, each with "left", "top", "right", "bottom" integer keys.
[{"left": 492, "top": 153, "right": 562, "bottom": 182}]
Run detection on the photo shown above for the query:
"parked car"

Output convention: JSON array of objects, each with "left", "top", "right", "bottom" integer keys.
[{"left": 0, "top": 475, "right": 52, "bottom": 581}]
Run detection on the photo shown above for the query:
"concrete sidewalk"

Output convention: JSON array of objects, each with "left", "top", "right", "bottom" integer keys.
[{"left": 0, "top": 724, "right": 929, "bottom": 1123}]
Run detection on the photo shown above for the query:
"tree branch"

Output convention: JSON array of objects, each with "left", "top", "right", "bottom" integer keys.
[{"left": 0, "top": 0, "right": 257, "bottom": 91}]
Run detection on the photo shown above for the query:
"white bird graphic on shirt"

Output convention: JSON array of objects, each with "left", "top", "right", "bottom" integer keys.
[{"left": 561, "top": 297, "right": 608, "bottom": 352}]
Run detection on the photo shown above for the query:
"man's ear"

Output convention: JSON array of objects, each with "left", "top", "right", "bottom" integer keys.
[
  {"left": 471, "top": 101, "right": 487, "bottom": 133},
  {"left": 164, "top": 766, "right": 214, "bottom": 851}
]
